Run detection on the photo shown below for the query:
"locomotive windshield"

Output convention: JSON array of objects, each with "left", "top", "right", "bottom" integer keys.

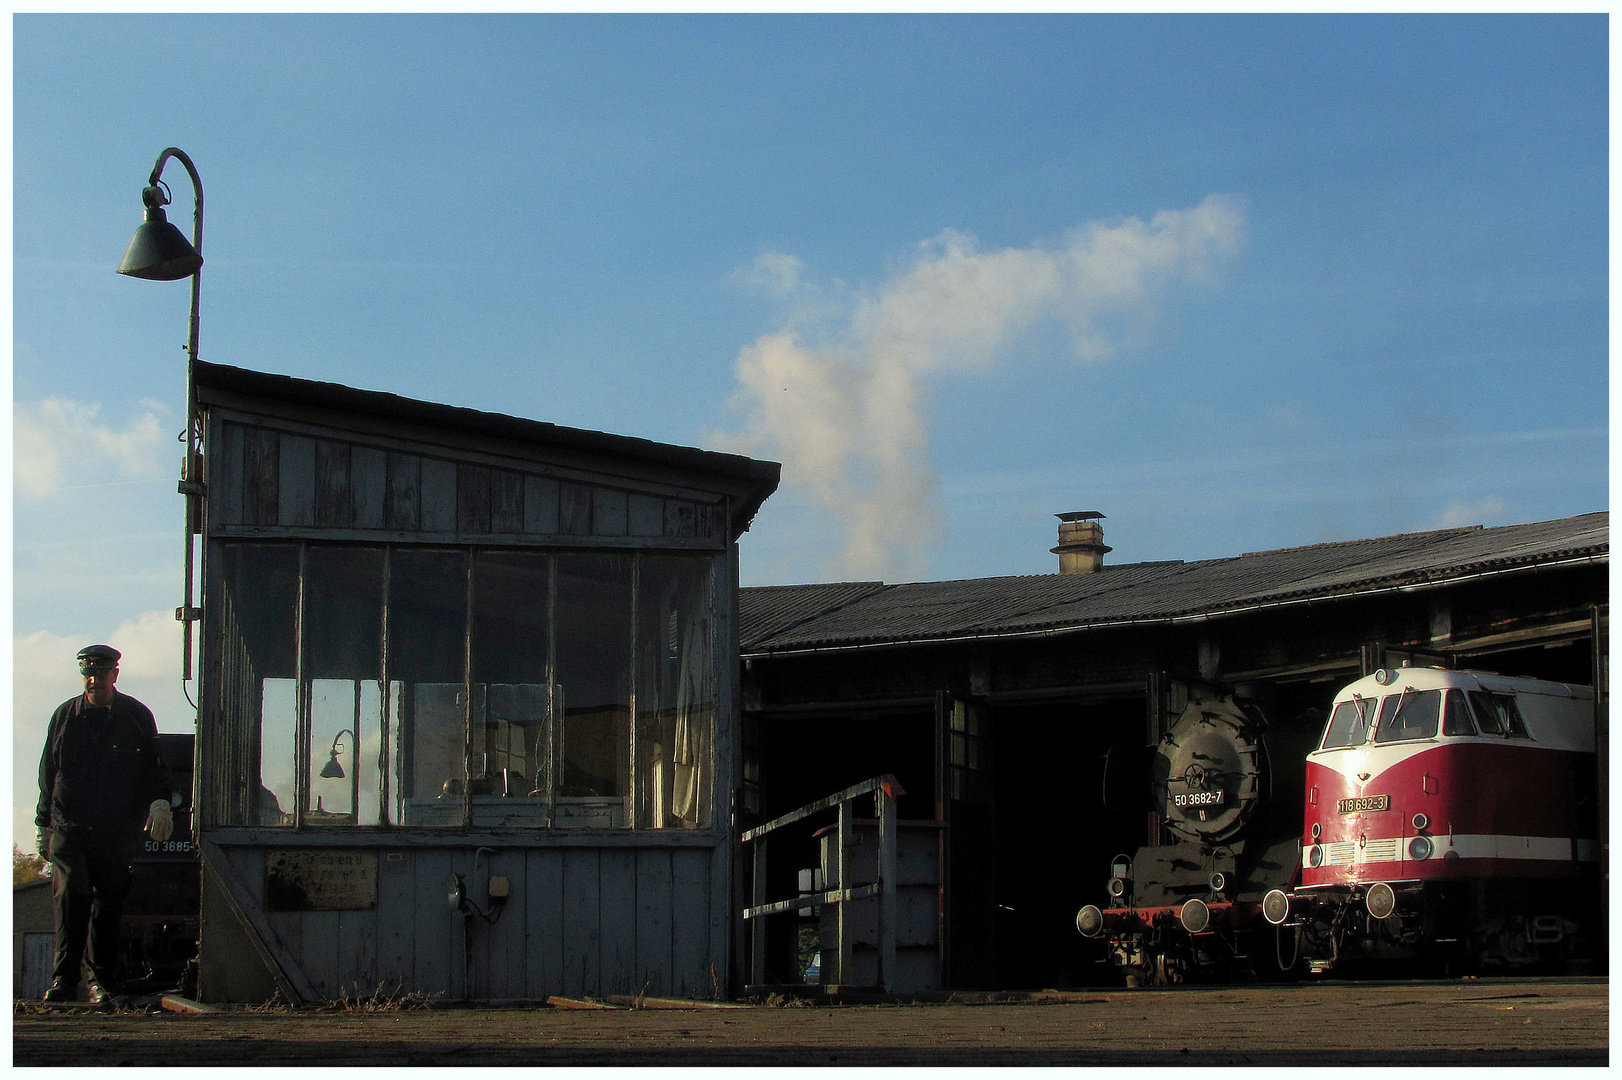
[
  {"left": 1372, "top": 689, "right": 1440, "bottom": 742},
  {"left": 1320, "top": 696, "right": 1376, "bottom": 749}
]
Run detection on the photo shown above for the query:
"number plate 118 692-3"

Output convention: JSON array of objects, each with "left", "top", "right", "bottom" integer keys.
[{"left": 1337, "top": 794, "right": 1390, "bottom": 813}]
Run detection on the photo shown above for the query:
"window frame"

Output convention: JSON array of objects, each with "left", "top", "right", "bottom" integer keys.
[{"left": 205, "top": 539, "right": 724, "bottom": 837}]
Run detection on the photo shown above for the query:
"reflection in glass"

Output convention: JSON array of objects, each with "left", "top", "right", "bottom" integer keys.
[
  {"left": 259, "top": 679, "right": 297, "bottom": 825},
  {"left": 388, "top": 550, "right": 469, "bottom": 826},
  {"left": 470, "top": 552, "right": 551, "bottom": 825},
  {"left": 305, "top": 547, "right": 384, "bottom": 824},
  {"left": 215, "top": 544, "right": 299, "bottom": 827}
]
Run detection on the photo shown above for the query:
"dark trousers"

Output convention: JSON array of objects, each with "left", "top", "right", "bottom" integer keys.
[{"left": 47, "top": 828, "right": 135, "bottom": 988}]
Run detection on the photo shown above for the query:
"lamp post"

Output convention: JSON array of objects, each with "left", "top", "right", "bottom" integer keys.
[{"left": 117, "top": 147, "right": 205, "bottom": 683}]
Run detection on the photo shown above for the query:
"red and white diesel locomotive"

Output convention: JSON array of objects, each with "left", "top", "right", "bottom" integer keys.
[{"left": 1263, "top": 665, "right": 1600, "bottom": 975}]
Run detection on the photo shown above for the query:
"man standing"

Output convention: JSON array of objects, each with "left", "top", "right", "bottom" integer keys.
[{"left": 35, "top": 644, "right": 174, "bottom": 1003}]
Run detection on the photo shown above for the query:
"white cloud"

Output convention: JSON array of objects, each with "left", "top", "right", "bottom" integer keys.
[
  {"left": 717, "top": 195, "right": 1246, "bottom": 581},
  {"left": 13, "top": 398, "right": 171, "bottom": 499},
  {"left": 1433, "top": 497, "right": 1509, "bottom": 530}
]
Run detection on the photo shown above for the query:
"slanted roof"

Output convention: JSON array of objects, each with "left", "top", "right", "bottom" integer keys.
[
  {"left": 192, "top": 360, "right": 781, "bottom": 536},
  {"left": 741, "top": 512, "right": 1607, "bottom": 655}
]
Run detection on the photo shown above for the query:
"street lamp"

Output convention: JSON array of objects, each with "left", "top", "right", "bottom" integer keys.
[{"left": 117, "top": 147, "right": 205, "bottom": 682}]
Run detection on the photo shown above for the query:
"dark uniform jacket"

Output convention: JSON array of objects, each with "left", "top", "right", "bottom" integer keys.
[{"left": 36, "top": 692, "right": 171, "bottom": 837}]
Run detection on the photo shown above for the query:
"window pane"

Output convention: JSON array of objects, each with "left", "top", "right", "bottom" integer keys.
[
  {"left": 388, "top": 549, "right": 468, "bottom": 826},
  {"left": 1443, "top": 690, "right": 1476, "bottom": 736},
  {"left": 258, "top": 679, "right": 297, "bottom": 826},
  {"left": 635, "top": 555, "right": 715, "bottom": 829},
  {"left": 555, "top": 553, "right": 632, "bottom": 827},
  {"left": 471, "top": 551, "right": 552, "bottom": 826},
  {"left": 1468, "top": 691, "right": 1530, "bottom": 738},
  {"left": 305, "top": 548, "right": 384, "bottom": 825},
  {"left": 1320, "top": 697, "right": 1374, "bottom": 749},
  {"left": 1374, "top": 690, "right": 1440, "bottom": 743},
  {"left": 215, "top": 544, "right": 299, "bottom": 827}
]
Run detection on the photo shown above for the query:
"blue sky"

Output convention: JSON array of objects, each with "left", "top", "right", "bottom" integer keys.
[{"left": 10, "top": 14, "right": 1608, "bottom": 851}]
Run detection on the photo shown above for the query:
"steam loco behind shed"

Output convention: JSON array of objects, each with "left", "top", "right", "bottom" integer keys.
[
  {"left": 120, "top": 731, "right": 200, "bottom": 994},
  {"left": 1264, "top": 667, "right": 1600, "bottom": 976},
  {"left": 1075, "top": 693, "right": 1319, "bottom": 985}
]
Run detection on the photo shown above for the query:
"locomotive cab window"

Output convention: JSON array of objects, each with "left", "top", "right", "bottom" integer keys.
[
  {"left": 1372, "top": 689, "right": 1440, "bottom": 743},
  {"left": 1467, "top": 691, "right": 1530, "bottom": 739},
  {"left": 1441, "top": 690, "right": 1476, "bottom": 736},
  {"left": 1320, "top": 696, "right": 1377, "bottom": 749}
]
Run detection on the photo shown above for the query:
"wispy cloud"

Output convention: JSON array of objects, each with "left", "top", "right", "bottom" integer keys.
[
  {"left": 14, "top": 398, "right": 171, "bottom": 499},
  {"left": 1432, "top": 496, "right": 1509, "bottom": 530},
  {"left": 716, "top": 195, "right": 1247, "bottom": 580}
]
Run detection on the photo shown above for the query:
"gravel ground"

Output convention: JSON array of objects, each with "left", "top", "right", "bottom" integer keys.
[{"left": 12, "top": 977, "right": 1607, "bottom": 1067}]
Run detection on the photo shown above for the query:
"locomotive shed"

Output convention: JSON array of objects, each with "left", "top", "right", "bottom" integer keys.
[
  {"left": 11, "top": 977, "right": 1608, "bottom": 1067},
  {"left": 740, "top": 511, "right": 1607, "bottom": 990}
]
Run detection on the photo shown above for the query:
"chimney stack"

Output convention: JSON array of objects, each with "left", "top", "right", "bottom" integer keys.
[{"left": 1053, "top": 511, "right": 1110, "bottom": 575}]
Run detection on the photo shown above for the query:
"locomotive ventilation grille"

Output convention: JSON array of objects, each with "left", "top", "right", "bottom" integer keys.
[{"left": 1319, "top": 838, "right": 1401, "bottom": 865}]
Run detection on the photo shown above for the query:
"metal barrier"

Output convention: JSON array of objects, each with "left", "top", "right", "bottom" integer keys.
[{"left": 741, "top": 774, "right": 904, "bottom": 991}]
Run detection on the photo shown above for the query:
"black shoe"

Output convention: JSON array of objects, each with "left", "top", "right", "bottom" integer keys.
[
  {"left": 42, "top": 979, "right": 76, "bottom": 1002},
  {"left": 86, "top": 981, "right": 114, "bottom": 1005}
]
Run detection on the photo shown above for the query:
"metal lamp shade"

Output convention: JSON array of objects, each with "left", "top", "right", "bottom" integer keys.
[
  {"left": 117, "top": 206, "right": 202, "bottom": 281},
  {"left": 320, "top": 754, "right": 345, "bottom": 780}
]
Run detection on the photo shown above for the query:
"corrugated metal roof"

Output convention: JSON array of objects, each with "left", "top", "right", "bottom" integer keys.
[{"left": 741, "top": 512, "right": 1607, "bottom": 655}]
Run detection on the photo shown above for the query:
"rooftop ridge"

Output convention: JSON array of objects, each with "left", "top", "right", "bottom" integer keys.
[{"left": 1239, "top": 525, "right": 1481, "bottom": 559}]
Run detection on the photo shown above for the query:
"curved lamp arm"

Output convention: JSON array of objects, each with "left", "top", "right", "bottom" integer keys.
[{"left": 119, "top": 147, "right": 205, "bottom": 685}]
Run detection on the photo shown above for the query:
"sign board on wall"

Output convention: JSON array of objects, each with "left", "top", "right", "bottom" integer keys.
[{"left": 264, "top": 850, "right": 378, "bottom": 911}]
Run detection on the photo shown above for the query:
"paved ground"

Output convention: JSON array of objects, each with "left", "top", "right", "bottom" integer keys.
[{"left": 12, "top": 977, "right": 1607, "bottom": 1066}]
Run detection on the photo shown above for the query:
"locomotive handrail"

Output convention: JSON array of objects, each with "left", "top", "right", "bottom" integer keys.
[{"left": 741, "top": 773, "right": 904, "bottom": 993}]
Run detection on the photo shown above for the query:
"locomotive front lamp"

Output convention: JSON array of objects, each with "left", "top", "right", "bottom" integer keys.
[{"left": 116, "top": 147, "right": 205, "bottom": 685}]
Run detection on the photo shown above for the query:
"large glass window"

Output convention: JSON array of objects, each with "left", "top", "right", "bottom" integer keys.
[
  {"left": 214, "top": 544, "right": 299, "bottom": 827},
  {"left": 554, "top": 554, "right": 633, "bottom": 827},
  {"left": 635, "top": 555, "right": 715, "bottom": 829},
  {"left": 305, "top": 547, "right": 385, "bottom": 825},
  {"left": 469, "top": 551, "right": 551, "bottom": 827},
  {"left": 389, "top": 549, "right": 469, "bottom": 827},
  {"left": 209, "top": 541, "right": 719, "bottom": 831}
]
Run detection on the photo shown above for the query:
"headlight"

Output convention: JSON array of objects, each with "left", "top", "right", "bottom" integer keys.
[
  {"left": 1262, "top": 889, "right": 1291, "bottom": 925},
  {"left": 1107, "top": 876, "right": 1127, "bottom": 898},
  {"left": 1366, "top": 882, "right": 1397, "bottom": 920},
  {"left": 1307, "top": 845, "right": 1323, "bottom": 868},
  {"left": 1180, "top": 898, "right": 1210, "bottom": 934},
  {"left": 1076, "top": 905, "right": 1104, "bottom": 938},
  {"left": 1411, "top": 813, "right": 1429, "bottom": 831},
  {"left": 1408, "top": 835, "right": 1433, "bottom": 861},
  {"left": 1208, "top": 871, "right": 1226, "bottom": 894}
]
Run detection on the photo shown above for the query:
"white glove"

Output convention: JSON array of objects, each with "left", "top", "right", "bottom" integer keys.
[{"left": 145, "top": 799, "right": 174, "bottom": 843}]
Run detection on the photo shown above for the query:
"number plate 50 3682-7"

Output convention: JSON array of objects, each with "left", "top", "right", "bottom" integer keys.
[{"left": 1337, "top": 794, "right": 1390, "bottom": 813}]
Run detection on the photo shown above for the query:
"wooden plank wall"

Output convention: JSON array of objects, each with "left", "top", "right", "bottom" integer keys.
[
  {"left": 219, "top": 844, "right": 723, "bottom": 1002},
  {"left": 210, "top": 418, "right": 726, "bottom": 546}
]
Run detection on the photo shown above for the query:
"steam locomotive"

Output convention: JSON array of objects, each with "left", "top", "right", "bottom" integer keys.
[
  {"left": 1075, "top": 693, "right": 1318, "bottom": 985},
  {"left": 1076, "top": 666, "right": 1600, "bottom": 984},
  {"left": 119, "top": 732, "right": 201, "bottom": 994}
]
